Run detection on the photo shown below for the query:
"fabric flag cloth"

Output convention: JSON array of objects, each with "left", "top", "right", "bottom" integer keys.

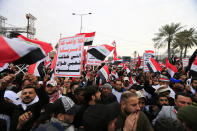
[
  {"left": 97, "top": 65, "right": 110, "bottom": 85},
  {"left": 44, "top": 54, "right": 51, "bottom": 68},
  {"left": 137, "top": 55, "right": 141, "bottom": 68},
  {"left": 75, "top": 32, "right": 95, "bottom": 46},
  {"left": 146, "top": 57, "right": 163, "bottom": 73},
  {"left": 28, "top": 60, "right": 45, "bottom": 78},
  {"left": 113, "top": 48, "right": 118, "bottom": 61},
  {"left": 190, "top": 57, "right": 197, "bottom": 77},
  {"left": 51, "top": 54, "right": 57, "bottom": 70},
  {"left": 87, "top": 44, "right": 115, "bottom": 61},
  {"left": 0, "top": 36, "right": 46, "bottom": 65},
  {"left": 111, "top": 71, "right": 119, "bottom": 79},
  {"left": 18, "top": 35, "right": 53, "bottom": 55},
  {"left": 0, "top": 63, "right": 9, "bottom": 72},
  {"left": 130, "top": 77, "right": 136, "bottom": 85},
  {"left": 185, "top": 49, "right": 197, "bottom": 74},
  {"left": 165, "top": 58, "right": 178, "bottom": 78}
]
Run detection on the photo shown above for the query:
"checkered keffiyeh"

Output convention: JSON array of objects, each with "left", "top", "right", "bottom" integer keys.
[{"left": 61, "top": 96, "right": 75, "bottom": 112}]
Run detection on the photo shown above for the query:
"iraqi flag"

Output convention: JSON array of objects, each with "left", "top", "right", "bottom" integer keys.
[
  {"left": 111, "top": 71, "right": 119, "bottom": 79},
  {"left": 97, "top": 65, "right": 109, "bottom": 85},
  {"left": 44, "top": 54, "right": 51, "bottom": 68},
  {"left": 75, "top": 32, "right": 95, "bottom": 46},
  {"left": 137, "top": 55, "right": 141, "bottom": 68},
  {"left": 51, "top": 54, "right": 57, "bottom": 70},
  {"left": 0, "top": 63, "right": 9, "bottom": 72},
  {"left": 28, "top": 60, "right": 45, "bottom": 78},
  {"left": 18, "top": 35, "right": 53, "bottom": 55},
  {"left": 0, "top": 36, "right": 46, "bottom": 64},
  {"left": 146, "top": 57, "right": 163, "bottom": 73},
  {"left": 130, "top": 77, "right": 136, "bottom": 85},
  {"left": 87, "top": 44, "right": 115, "bottom": 61},
  {"left": 165, "top": 58, "right": 178, "bottom": 78},
  {"left": 190, "top": 57, "right": 197, "bottom": 77}
]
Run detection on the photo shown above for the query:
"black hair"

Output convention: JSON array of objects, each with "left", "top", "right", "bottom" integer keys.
[
  {"left": 74, "top": 88, "right": 85, "bottom": 96},
  {"left": 83, "top": 86, "right": 100, "bottom": 104},
  {"left": 175, "top": 92, "right": 191, "bottom": 100},
  {"left": 157, "top": 94, "right": 168, "bottom": 100},
  {"left": 154, "top": 117, "right": 185, "bottom": 131}
]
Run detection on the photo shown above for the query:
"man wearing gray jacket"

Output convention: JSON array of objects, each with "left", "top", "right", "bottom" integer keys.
[{"left": 152, "top": 92, "right": 192, "bottom": 125}]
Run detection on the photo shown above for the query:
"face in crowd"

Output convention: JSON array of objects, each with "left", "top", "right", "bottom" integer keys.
[
  {"left": 21, "top": 87, "right": 36, "bottom": 104},
  {"left": 175, "top": 95, "right": 192, "bottom": 109},
  {"left": 57, "top": 113, "right": 75, "bottom": 124},
  {"left": 158, "top": 96, "right": 169, "bottom": 106},
  {"left": 94, "top": 90, "right": 101, "bottom": 103},
  {"left": 138, "top": 97, "right": 146, "bottom": 110},
  {"left": 121, "top": 93, "right": 140, "bottom": 115},
  {"left": 192, "top": 79, "right": 197, "bottom": 90},
  {"left": 115, "top": 80, "right": 122, "bottom": 92},
  {"left": 102, "top": 86, "right": 112, "bottom": 96},
  {"left": 45, "top": 84, "right": 58, "bottom": 95}
]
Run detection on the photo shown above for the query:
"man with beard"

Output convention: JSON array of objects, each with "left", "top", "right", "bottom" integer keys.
[
  {"left": 45, "top": 79, "right": 62, "bottom": 103},
  {"left": 112, "top": 80, "right": 124, "bottom": 102},
  {"left": 115, "top": 92, "right": 153, "bottom": 131},
  {"left": 0, "top": 77, "right": 49, "bottom": 131}
]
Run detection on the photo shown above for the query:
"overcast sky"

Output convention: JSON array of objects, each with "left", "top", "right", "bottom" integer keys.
[{"left": 0, "top": 0, "right": 197, "bottom": 57}]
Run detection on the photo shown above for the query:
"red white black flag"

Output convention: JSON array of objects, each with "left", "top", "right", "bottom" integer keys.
[
  {"left": 146, "top": 57, "right": 163, "bottom": 73},
  {"left": 28, "top": 60, "right": 45, "bottom": 78},
  {"left": 0, "top": 36, "right": 46, "bottom": 64},
  {"left": 75, "top": 32, "right": 95, "bottom": 46},
  {"left": 165, "top": 58, "right": 178, "bottom": 78},
  {"left": 97, "top": 65, "right": 109, "bottom": 85},
  {"left": 87, "top": 44, "right": 115, "bottom": 61},
  {"left": 0, "top": 63, "right": 9, "bottom": 72}
]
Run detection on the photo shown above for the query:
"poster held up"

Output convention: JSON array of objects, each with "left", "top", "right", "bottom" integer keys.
[{"left": 54, "top": 35, "right": 84, "bottom": 77}]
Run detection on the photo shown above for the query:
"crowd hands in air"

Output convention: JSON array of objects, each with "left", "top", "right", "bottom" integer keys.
[{"left": 0, "top": 60, "right": 197, "bottom": 131}]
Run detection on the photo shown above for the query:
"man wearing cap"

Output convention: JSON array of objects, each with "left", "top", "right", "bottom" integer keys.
[
  {"left": 122, "top": 77, "right": 131, "bottom": 90},
  {"left": 46, "top": 79, "right": 62, "bottom": 103},
  {"left": 101, "top": 83, "right": 117, "bottom": 105},
  {"left": 152, "top": 92, "right": 192, "bottom": 125},
  {"left": 34, "top": 96, "right": 81, "bottom": 131}
]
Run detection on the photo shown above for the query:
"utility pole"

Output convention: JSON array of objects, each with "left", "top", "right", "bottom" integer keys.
[{"left": 72, "top": 12, "right": 92, "bottom": 33}]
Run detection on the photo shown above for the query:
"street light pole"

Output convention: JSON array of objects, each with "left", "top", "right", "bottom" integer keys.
[{"left": 72, "top": 13, "right": 92, "bottom": 33}]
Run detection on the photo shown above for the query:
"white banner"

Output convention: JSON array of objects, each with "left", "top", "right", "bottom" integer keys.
[
  {"left": 143, "top": 50, "right": 154, "bottom": 72},
  {"left": 86, "top": 46, "right": 102, "bottom": 66},
  {"left": 54, "top": 35, "right": 85, "bottom": 77}
]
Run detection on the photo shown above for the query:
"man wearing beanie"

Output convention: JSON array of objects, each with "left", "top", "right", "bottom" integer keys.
[{"left": 177, "top": 105, "right": 197, "bottom": 131}]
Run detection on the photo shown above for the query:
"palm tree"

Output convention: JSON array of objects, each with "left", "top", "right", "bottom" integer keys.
[
  {"left": 153, "top": 23, "right": 183, "bottom": 59},
  {"left": 172, "top": 31, "right": 185, "bottom": 60},
  {"left": 182, "top": 28, "right": 197, "bottom": 57}
]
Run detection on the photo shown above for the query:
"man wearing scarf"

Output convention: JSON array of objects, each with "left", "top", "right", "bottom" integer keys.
[
  {"left": 46, "top": 79, "right": 62, "bottom": 103},
  {"left": 0, "top": 75, "right": 49, "bottom": 131}
]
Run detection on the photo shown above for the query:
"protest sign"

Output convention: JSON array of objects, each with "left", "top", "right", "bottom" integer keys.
[
  {"left": 54, "top": 35, "right": 84, "bottom": 77},
  {"left": 143, "top": 50, "right": 154, "bottom": 72}
]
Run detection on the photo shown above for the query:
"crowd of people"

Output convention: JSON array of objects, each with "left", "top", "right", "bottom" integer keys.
[{"left": 0, "top": 59, "right": 197, "bottom": 131}]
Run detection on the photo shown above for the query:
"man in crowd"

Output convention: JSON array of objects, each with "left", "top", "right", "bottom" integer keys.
[
  {"left": 45, "top": 79, "right": 62, "bottom": 103},
  {"left": 0, "top": 75, "right": 49, "bottom": 131},
  {"left": 101, "top": 83, "right": 117, "bottom": 105},
  {"left": 152, "top": 92, "right": 192, "bottom": 125},
  {"left": 115, "top": 92, "right": 153, "bottom": 131},
  {"left": 112, "top": 80, "right": 124, "bottom": 102}
]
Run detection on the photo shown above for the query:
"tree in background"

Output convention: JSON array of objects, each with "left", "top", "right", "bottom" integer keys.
[{"left": 153, "top": 23, "right": 183, "bottom": 59}]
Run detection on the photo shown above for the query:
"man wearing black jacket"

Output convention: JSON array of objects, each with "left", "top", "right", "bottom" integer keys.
[{"left": 0, "top": 76, "right": 49, "bottom": 131}]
